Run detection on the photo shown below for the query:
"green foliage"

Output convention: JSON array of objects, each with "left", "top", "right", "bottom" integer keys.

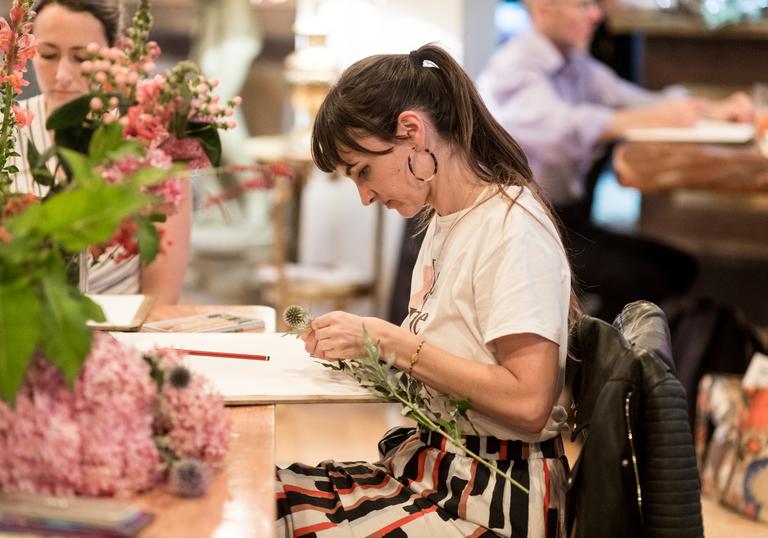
[
  {"left": 186, "top": 123, "right": 222, "bottom": 168},
  {"left": 45, "top": 95, "right": 93, "bottom": 131},
  {"left": 136, "top": 216, "right": 160, "bottom": 264},
  {"left": 38, "top": 271, "right": 104, "bottom": 388},
  {"left": 0, "top": 122, "right": 176, "bottom": 405},
  {"left": 318, "top": 328, "right": 529, "bottom": 494},
  {"left": 8, "top": 179, "right": 153, "bottom": 252},
  {"left": 0, "top": 282, "right": 41, "bottom": 404},
  {"left": 26, "top": 140, "right": 55, "bottom": 187}
]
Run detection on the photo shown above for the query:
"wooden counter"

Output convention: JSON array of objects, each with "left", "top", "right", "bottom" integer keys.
[
  {"left": 135, "top": 406, "right": 276, "bottom": 538},
  {"left": 614, "top": 142, "right": 768, "bottom": 194}
]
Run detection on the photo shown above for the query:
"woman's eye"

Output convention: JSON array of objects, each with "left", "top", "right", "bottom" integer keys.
[
  {"left": 39, "top": 53, "right": 57, "bottom": 60},
  {"left": 358, "top": 165, "right": 369, "bottom": 179},
  {"left": 74, "top": 55, "right": 89, "bottom": 63}
]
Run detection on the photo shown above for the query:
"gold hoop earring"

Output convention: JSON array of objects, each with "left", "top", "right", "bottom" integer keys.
[{"left": 407, "top": 147, "right": 438, "bottom": 182}]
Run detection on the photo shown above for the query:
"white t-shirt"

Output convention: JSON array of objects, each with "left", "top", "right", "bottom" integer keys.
[
  {"left": 404, "top": 185, "right": 571, "bottom": 442},
  {"left": 10, "top": 95, "right": 141, "bottom": 294}
]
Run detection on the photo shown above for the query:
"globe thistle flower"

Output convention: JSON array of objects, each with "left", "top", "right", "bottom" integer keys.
[
  {"left": 283, "top": 304, "right": 312, "bottom": 335},
  {"left": 167, "top": 365, "right": 191, "bottom": 389},
  {"left": 169, "top": 458, "right": 211, "bottom": 498}
]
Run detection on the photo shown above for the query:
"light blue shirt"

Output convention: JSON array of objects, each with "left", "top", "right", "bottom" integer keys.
[{"left": 478, "top": 29, "right": 685, "bottom": 206}]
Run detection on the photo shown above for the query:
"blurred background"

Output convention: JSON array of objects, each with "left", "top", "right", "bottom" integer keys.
[{"left": 6, "top": 0, "right": 768, "bottom": 327}]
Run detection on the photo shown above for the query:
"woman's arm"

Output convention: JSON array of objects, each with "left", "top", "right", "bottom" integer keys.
[
  {"left": 140, "top": 181, "right": 193, "bottom": 304},
  {"left": 303, "top": 312, "right": 559, "bottom": 435}
]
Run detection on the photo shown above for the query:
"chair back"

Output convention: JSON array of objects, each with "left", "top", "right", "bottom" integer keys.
[{"left": 566, "top": 301, "right": 703, "bottom": 538}]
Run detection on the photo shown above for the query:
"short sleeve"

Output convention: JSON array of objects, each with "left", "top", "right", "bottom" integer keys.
[{"left": 473, "top": 208, "right": 569, "bottom": 346}]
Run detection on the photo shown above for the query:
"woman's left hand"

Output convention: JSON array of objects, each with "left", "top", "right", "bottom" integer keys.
[{"left": 301, "top": 311, "right": 387, "bottom": 360}]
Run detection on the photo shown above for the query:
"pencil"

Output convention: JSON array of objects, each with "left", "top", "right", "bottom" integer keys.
[{"left": 180, "top": 349, "right": 270, "bottom": 361}]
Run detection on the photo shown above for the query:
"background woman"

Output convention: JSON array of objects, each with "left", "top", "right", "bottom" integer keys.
[
  {"left": 10, "top": 0, "right": 191, "bottom": 304},
  {"left": 276, "top": 43, "right": 578, "bottom": 537}
]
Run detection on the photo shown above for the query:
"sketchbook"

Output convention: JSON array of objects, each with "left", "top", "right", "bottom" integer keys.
[
  {"left": 109, "top": 332, "right": 378, "bottom": 404},
  {"left": 86, "top": 294, "right": 154, "bottom": 332}
]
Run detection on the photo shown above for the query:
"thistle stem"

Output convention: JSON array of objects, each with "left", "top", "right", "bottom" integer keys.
[{"left": 388, "top": 387, "right": 529, "bottom": 494}]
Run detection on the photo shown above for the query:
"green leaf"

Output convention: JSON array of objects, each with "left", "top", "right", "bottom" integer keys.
[
  {"left": 106, "top": 140, "right": 144, "bottom": 162},
  {"left": 38, "top": 273, "right": 99, "bottom": 387},
  {"left": 135, "top": 216, "right": 160, "bottom": 264},
  {"left": 88, "top": 122, "right": 125, "bottom": 162},
  {"left": 26, "top": 138, "right": 41, "bottom": 170},
  {"left": 0, "top": 281, "right": 41, "bottom": 405},
  {"left": 46, "top": 95, "right": 92, "bottom": 131},
  {"left": 129, "top": 166, "right": 174, "bottom": 187},
  {"left": 8, "top": 182, "right": 153, "bottom": 252},
  {"left": 57, "top": 147, "right": 101, "bottom": 187},
  {"left": 186, "top": 123, "right": 222, "bottom": 167}
]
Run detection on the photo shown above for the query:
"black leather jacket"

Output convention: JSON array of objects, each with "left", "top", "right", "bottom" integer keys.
[{"left": 566, "top": 301, "right": 703, "bottom": 538}]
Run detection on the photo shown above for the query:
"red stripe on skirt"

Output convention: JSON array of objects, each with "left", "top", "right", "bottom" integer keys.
[
  {"left": 294, "top": 521, "right": 337, "bottom": 537},
  {"left": 457, "top": 459, "right": 478, "bottom": 519},
  {"left": 285, "top": 484, "right": 336, "bottom": 499},
  {"left": 499, "top": 440, "right": 508, "bottom": 461},
  {"left": 430, "top": 450, "right": 446, "bottom": 493},
  {"left": 374, "top": 504, "right": 438, "bottom": 536}
]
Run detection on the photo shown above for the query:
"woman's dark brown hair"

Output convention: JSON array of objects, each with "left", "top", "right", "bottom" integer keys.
[
  {"left": 311, "top": 43, "right": 582, "bottom": 324},
  {"left": 32, "top": 0, "right": 122, "bottom": 46}
]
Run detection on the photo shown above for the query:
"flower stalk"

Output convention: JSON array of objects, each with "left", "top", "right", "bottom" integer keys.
[{"left": 282, "top": 305, "right": 529, "bottom": 494}]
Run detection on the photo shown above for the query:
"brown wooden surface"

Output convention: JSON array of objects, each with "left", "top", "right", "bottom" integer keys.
[
  {"left": 135, "top": 406, "right": 275, "bottom": 538},
  {"left": 614, "top": 142, "right": 768, "bottom": 193},
  {"left": 146, "top": 304, "right": 270, "bottom": 327},
  {"left": 134, "top": 304, "right": 277, "bottom": 537}
]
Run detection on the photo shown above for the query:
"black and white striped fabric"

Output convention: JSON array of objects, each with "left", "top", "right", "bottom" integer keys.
[
  {"left": 9, "top": 95, "right": 141, "bottom": 294},
  {"left": 276, "top": 427, "right": 568, "bottom": 537}
]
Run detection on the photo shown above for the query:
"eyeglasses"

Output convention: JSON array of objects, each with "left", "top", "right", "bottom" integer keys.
[{"left": 564, "top": 0, "right": 602, "bottom": 13}]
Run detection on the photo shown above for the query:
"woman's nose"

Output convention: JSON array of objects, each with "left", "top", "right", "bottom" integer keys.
[
  {"left": 357, "top": 185, "right": 375, "bottom": 206},
  {"left": 55, "top": 58, "right": 79, "bottom": 86}
]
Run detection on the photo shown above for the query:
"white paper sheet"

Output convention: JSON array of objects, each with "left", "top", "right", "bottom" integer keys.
[
  {"left": 87, "top": 294, "right": 152, "bottom": 331},
  {"left": 110, "top": 332, "right": 378, "bottom": 404},
  {"left": 625, "top": 119, "right": 754, "bottom": 143}
]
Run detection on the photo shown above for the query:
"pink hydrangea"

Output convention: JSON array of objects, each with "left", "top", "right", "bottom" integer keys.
[
  {"left": 0, "top": 333, "right": 161, "bottom": 496},
  {"left": 153, "top": 349, "right": 230, "bottom": 468},
  {"left": 0, "top": 335, "right": 230, "bottom": 498}
]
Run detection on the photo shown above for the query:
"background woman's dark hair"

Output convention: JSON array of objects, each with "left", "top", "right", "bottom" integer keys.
[
  {"left": 32, "top": 0, "right": 122, "bottom": 46},
  {"left": 311, "top": 43, "right": 583, "bottom": 324}
]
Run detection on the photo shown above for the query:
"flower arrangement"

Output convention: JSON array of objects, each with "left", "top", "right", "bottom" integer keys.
[
  {"left": 281, "top": 305, "right": 529, "bottom": 494},
  {"left": 0, "top": 0, "right": 234, "bottom": 499},
  {"left": 0, "top": 332, "right": 229, "bottom": 497}
]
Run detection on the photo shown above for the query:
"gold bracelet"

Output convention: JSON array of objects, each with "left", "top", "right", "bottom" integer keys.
[{"left": 408, "top": 340, "right": 425, "bottom": 375}]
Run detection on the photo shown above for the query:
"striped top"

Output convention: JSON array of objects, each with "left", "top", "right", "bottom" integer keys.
[{"left": 10, "top": 95, "right": 141, "bottom": 294}]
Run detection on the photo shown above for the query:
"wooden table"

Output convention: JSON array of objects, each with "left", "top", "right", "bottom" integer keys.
[
  {"left": 614, "top": 142, "right": 768, "bottom": 194},
  {"left": 130, "top": 303, "right": 379, "bottom": 536},
  {"left": 613, "top": 142, "right": 768, "bottom": 258},
  {"left": 134, "top": 304, "right": 278, "bottom": 538},
  {"left": 135, "top": 406, "right": 275, "bottom": 538},
  {"left": 146, "top": 304, "right": 276, "bottom": 332}
]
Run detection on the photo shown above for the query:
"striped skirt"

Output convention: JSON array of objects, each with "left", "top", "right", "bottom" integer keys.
[{"left": 275, "top": 427, "right": 568, "bottom": 537}]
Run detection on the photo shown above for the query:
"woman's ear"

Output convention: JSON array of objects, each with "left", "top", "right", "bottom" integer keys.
[{"left": 397, "top": 110, "right": 427, "bottom": 148}]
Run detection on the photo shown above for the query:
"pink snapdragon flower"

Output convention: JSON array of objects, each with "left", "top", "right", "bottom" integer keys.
[{"left": 11, "top": 103, "right": 32, "bottom": 126}]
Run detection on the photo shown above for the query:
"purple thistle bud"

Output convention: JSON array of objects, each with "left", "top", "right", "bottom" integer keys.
[
  {"left": 169, "top": 459, "right": 211, "bottom": 498},
  {"left": 167, "top": 365, "right": 191, "bottom": 389}
]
